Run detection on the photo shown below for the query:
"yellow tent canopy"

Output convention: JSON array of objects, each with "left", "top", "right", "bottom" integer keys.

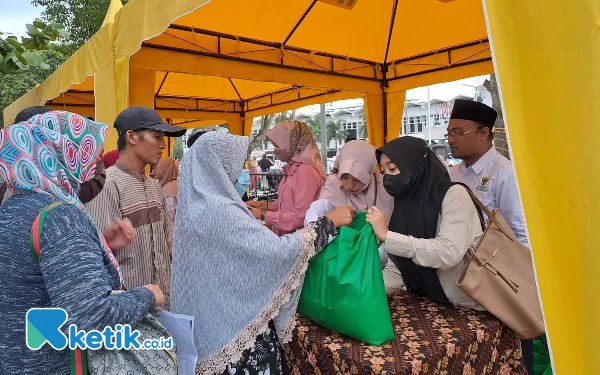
[
  {"left": 4, "top": 0, "right": 493, "bottom": 150},
  {"left": 5, "top": 0, "right": 600, "bottom": 372}
]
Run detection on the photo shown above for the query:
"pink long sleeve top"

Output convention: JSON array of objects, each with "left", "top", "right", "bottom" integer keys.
[{"left": 265, "top": 163, "right": 324, "bottom": 236}]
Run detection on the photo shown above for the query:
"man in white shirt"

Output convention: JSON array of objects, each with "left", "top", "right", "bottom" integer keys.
[
  {"left": 446, "top": 99, "right": 533, "bottom": 375},
  {"left": 447, "top": 99, "right": 528, "bottom": 247}
]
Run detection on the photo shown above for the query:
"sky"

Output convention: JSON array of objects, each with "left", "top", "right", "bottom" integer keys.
[
  {"left": 0, "top": 1, "right": 44, "bottom": 38},
  {"left": 297, "top": 75, "right": 490, "bottom": 116}
]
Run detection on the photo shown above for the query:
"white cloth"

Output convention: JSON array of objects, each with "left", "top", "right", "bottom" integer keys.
[
  {"left": 449, "top": 146, "right": 529, "bottom": 247},
  {"left": 382, "top": 185, "right": 484, "bottom": 310},
  {"left": 304, "top": 199, "right": 335, "bottom": 227}
]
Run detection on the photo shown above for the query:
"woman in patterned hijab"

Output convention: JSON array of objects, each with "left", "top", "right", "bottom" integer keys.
[
  {"left": 0, "top": 111, "right": 165, "bottom": 374},
  {"left": 0, "top": 111, "right": 106, "bottom": 209},
  {"left": 246, "top": 120, "right": 327, "bottom": 236}
]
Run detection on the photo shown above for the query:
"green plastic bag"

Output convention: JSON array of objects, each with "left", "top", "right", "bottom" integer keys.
[{"left": 298, "top": 212, "right": 395, "bottom": 346}]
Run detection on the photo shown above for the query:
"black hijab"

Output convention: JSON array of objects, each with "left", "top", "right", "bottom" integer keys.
[{"left": 377, "top": 137, "right": 452, "bottom": 305}]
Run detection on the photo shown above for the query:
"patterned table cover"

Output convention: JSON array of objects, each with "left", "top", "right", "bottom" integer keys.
[{"left": 284, "top": 291, "right": 527, "bottom": 375}]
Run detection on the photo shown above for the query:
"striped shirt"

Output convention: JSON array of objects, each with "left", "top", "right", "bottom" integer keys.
[{"left": 86, "top": 161, "right": 173, "bottom": 309}]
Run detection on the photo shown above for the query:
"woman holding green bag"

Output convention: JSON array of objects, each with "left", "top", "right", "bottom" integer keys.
[
  {"left": 366, "top": 136, "right": 485, "bottom": 310},
  {"left": 0, "top": 111, "right": 165, "bottom": 374},
  {"left": 304, "top": 140, "right": 394, "bottom": 267},
  {"left": 170, "top": 132, "right": 356, "bottom": 375}
]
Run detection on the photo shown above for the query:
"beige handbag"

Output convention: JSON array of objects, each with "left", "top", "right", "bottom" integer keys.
[{"left": 456, "top": 186, "right": 545, "bottom": 340}]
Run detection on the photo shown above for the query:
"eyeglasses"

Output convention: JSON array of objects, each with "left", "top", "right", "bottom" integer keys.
[{"left": 444, "top": 128, "right": 482, "bottom": 139}]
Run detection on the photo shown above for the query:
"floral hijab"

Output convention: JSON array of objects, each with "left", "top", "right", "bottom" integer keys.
[
  {"left": 0, "top": 111, "right": 107, "bottom": 210},
  {"left": 0, "top": 111, "right": 125, "bottom": 288},
  {"left": 266, "top": 120, "right": 327, "bottom": 180}
]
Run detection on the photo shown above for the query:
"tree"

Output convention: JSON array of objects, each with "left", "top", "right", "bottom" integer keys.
[
  {"left": 355, "top": 106, "right": 368, "bottom": 138},
  {"left": 33, "top": 0, "right": 128, "bottom": 52},
  {"left": 306, "top": 115, "right": 322, "bottom": 143},
  {"left": 326, "top": 119, "right": 348, "bottom": 149},
  {"left": 483, "top": 74, "right": 511, "bottom": 160},
  {"left": 247, "top": 114, "right": 275, "bottom": 160},
  {"left": 273, "top": 111, "right": 292, "bottom": 125},
  {"left": 307, "top": 115, "right": 347, "bottom": 150},
  {"left": 172, "top": 137, "right": 184, "bottom": 159},
  {"left": 0, "top": 46, "right": 69, "bottom": 125},
  {"left": 0, "top": 19, "right": 68, "bottom": 74}
]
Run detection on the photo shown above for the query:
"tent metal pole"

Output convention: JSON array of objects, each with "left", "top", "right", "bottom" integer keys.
[
  {"left": 382, "top": 64, "right": 389, "bottom": 143},
  {"left": 320, "top": 103, "right": 327, "bottom": 164}
]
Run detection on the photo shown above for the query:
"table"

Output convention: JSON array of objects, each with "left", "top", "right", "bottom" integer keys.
[{"left": 284, "top": 291, "right": 527, "bottom": 375}]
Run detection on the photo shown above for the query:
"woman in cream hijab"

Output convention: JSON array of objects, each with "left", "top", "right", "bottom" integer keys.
[{"left": 305, "top": 140, "right": 394, "bottom": 266}]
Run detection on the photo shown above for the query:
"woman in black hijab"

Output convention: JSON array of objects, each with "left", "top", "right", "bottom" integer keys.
[{"left": 366, "top": 136, "right": 485, "bottom": 309}]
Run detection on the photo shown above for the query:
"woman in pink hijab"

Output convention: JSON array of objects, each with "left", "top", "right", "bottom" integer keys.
[
  {"left": 304, "top": 140, "right": 394, "bottom": 266},
  {"left": 247, "top": 120, "right": 327, "bottom": 236}
]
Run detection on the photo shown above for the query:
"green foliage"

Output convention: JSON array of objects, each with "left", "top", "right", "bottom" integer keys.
[
  {"left": 172, "top": 137, "right": 184, "bottom": 159},
  {"left": 356, "top": 106, "right": 368, "bottom": 138},
  {"left": 2, "top": 0, "right": 120, "bottom": 125},
  {"left": 33, "top": 0, "right": 128, "bottom": 51},
  {"left": 306, "top": 115, "right": 322, "bottom": 142},
  {"left": 307, "top": 115, "right": 348, "bottom": 149},
  {"left": 326, "top": 119, "right": 348, "bottom": 148},
  {"left": 0, "top": 47, "right": 69, "bottom": 125},
  {"left": 0, "top": 19, "right": 68, "bottom": 74}
]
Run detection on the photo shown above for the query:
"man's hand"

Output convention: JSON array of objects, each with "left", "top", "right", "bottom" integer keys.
[{"left": 103, "top": 218, "right": 135, "bottom": 250}]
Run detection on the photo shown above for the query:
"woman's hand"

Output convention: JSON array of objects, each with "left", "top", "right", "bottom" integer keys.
[
  {"left": 250, "top": 209, "right": 264, "bottom": 220},
  {"left": 103, "top": 218, "right": 135, "bottom": 250},
  {"left": 366, "top": 206, "right": 388, "bottom": 241},
  {"left": 325, "top": 205, "right": 357, "bottom": 228},
  {"left": 246, "top": 201, "right": 268, "bottom": 210},
  {"left": 143, "top": 284, "right": 165, "bottom": 306}
]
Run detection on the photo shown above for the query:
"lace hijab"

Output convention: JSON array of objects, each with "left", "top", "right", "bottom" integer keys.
[{"left": 170, "top": 132, "right": 316, "bottom": 374}]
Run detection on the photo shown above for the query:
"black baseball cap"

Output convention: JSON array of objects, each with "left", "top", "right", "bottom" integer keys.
[{"left": 114, "top": 106, "right": 187, "bottom": 137}]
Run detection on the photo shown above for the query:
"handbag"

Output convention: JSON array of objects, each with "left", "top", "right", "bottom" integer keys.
[
  {"left": 86, "top": 295, "right": 178, "bottom": 375},
  {"left": 455, "top": 184, "right": 545, "bottom": 340},
  {"left": 298, "top": 212, "right": 395, "bottom": 346},
  {"left": 30, "top": 202, "right": 178, "bottom": 375}
]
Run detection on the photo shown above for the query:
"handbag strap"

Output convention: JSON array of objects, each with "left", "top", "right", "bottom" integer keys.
[
  {"left": 29, "top": 202, "right": 89, "bottom": 375},
  {"left": 30, "top": 202, "right": 66, "bottom": 262},
  {"left": 452, "top": 182, "right": 515, "bottom": 241}
]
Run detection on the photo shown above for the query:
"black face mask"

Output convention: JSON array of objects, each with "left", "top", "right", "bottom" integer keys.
[{"left": 383, "top": 158, "right": 425, "bottom": 198}]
